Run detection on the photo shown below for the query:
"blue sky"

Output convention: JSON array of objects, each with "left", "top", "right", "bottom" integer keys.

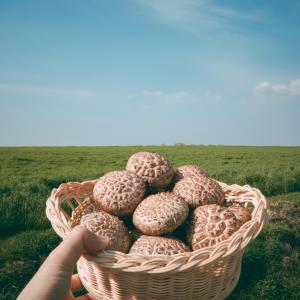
[{"left": 0, "top": 0, "right": 299, "bottom": 146}]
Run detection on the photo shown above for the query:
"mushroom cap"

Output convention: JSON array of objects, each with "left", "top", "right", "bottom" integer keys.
[
  {"left": 80, "top": 211, "right": 131, "bottom": 253},
  {"left": 69, "top": 197, "right": 101, "bottom": 227},
  {"left": 175, "top": 165, "right": 208, "bottom": 181},
  {"left": 173, "top": 176, "right": 225, "bottom": 208},
  {"left": 126, "top": 152, "right": 174, "bottom": 190},
  {"left": 129, "top": 235, "right": 190, "bottom": 256},
  {"left": 186, "top": 204, "right": 239, "bottom": 250},
  {"left": 133, "top": 192, "right": 189, "bottom": 236},
  {"left": 93, "top": 170, "right": 145, "bottom": 217},
  {"left": 227, "top": 203, "right": 251, "bottom": 226}
]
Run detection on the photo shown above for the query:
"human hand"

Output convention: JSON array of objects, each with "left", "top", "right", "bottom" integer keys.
[{"left": 17, "top": 226, "right": 110, "bottom": 300}]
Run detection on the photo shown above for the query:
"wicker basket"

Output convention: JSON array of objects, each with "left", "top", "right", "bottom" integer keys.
[{"left": 46, "top": 180, "right": 269, "bottom": 300}]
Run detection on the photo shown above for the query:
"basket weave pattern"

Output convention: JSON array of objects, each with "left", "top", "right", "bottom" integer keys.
[{"left": 46, "top": 180, "right": 268, "bottom": 300}]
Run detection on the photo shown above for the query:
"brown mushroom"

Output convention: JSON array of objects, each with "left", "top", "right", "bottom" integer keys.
[
  {"left": 133, "top": 192, "right": 189, "bottom": 236},
  {"left": 80, "top": 211, "right": 131, "bottom": 253},
  {"left": 69, "top": 197, "right": 101, "bottom": 227},
  {"left": 93, "top": 170, "right": 145, "bottom": 217},
  {"left": 129, "top": 235, "right": 190, "bottom": 255},
  {"left": 175, "top": 165, "right": 208, "bottom": 181},
  {"left": 173, "top": 176, "right": 225, "bottom": 208},
  {"left": 227, "top": 203, "right": 251, "bottom": 226},
  {"left": 126, "top": 151, "right": 174, "bottom": 191},
  {"left": 186, "top": 204, "right": 240, "bottom": 251}
]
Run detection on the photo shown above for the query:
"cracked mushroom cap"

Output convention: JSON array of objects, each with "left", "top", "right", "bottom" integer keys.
[
  {"left": 126, "top": 152, "right": 174, "bottom": 191},
  {"left": 175, "top": 165, "right": 208, "bottom": 181},
  {"left": 227, "top": 203, "right": 251, "bottom": 226},
  {"left": 80, "top": 211, "right": 131, "bottom": 253},
  {"left": 93, "top": 170, "right": 145, "bottom": 217},
  {"left": 69, "top": 197, "right": 101, "bottom": 227},
  {"left": 129, "top": 235, "right": 190, "bottom": 256},
  {"left": 133, "top": 192, "right": 189, "bottom": 236},
  {"left": 173, "top": 176, "right": 225, "bottom": 208},
  {"left": 186, "top": 204, "right": 240, "bottom": 250}
]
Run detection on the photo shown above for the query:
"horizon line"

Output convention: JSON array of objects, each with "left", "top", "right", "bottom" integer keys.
[{"left": 0, "top": 144, "right": 299, "bottom": 148}]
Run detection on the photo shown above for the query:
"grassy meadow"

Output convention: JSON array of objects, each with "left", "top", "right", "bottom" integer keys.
[{"left": 0, "top": 146, "right": 299, "bottom": 299}]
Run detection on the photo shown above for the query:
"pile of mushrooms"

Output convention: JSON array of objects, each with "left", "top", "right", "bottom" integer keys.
[{"left": 71, "top": 151, "right": 251, "bottom": 256}]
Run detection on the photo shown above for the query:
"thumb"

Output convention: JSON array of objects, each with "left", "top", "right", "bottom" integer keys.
[
  {"left": 46, "top": 225, "right": 110, "bottom": 273},
  {"left": 17, "top": 226, "right": 110, "bottom": 300}
]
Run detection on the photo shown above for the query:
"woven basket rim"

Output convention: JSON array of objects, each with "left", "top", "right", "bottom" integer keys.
[{"left": 46, "top": 179, "right": 269, "bottom": 273}]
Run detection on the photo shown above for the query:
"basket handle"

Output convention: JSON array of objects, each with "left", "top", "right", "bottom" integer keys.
[{"left": 45, "top": 180, "right": 97, "bottom": 239}]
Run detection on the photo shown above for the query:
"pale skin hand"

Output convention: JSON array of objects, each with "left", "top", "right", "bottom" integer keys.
[{"left": 17, "top": 226, "right": 110, "bottom": 300}]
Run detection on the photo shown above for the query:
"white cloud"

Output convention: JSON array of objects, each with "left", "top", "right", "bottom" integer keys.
[
  {"left": 138, "top": 89, "right": 222, "bottom": 104},
  {"left": 254, "top": 79, "right": 300, "bottom": 101},
  {"left": 0, "top": 83, "right": 97, "bottom": 101},
  {"left": 142, "top": 90, "right": 197, "bottom": 104},
  {"left": 0, "top": 84, "right": 224, "bottom": 106},
  {"left": 134, "top": 0, "right": 260, "bottom": 36}
]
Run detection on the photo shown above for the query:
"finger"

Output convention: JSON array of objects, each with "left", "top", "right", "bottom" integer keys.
[
  {"left": 67, "top": 290, "right": 76, "bottom": 300},
  {"left": 46, "top": 226, "right": 110, "bottom": 273},
  {"left": 71, "top": 274, "right": 84, "bottom": 292},
  {"left": 76, "top": 293, "right": 93, "bottom": 300},
  {"left": 17, "top": 227, "right": 109, "bottom": 300}
]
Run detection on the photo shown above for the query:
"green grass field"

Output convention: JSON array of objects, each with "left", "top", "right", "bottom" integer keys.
[{"left": 0, "top": 146, "right": 300, "bottom": 299}]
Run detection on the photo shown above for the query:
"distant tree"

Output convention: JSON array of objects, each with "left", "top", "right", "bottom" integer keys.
[{"left": 174, "top": 142, "right": 185, "bottom": 146}]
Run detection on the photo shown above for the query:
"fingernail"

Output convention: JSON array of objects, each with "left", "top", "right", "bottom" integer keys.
[
  {"left": 84, "top": 230, "right": 111, "bottom": 253},
  {"left": 96, "top": 235, "right": 111, "bottom": 248}
]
